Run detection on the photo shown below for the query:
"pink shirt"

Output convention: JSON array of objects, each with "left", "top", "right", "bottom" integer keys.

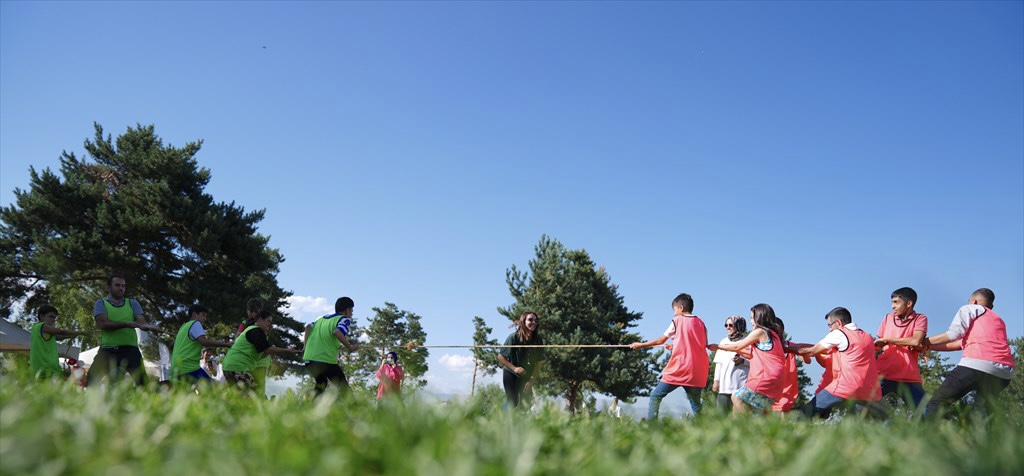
[
  {"left": 376, "top": 364, "right": 404, "bottom": 399},
  {"left": 814, "top": 351, "right": 834, "bottom": 395},
  {"left": 876, "top": 312, "right": 927, "bottom": 382},
  {"left": 746, "top": 329, "right": 787, "bottom": 401},
  {"left": 661, "top": 314, "right": 709, "bottom": 387},
  {"left": 772, "top": 343, "right": 799, "bottom": 412},
  {"left": 825, "top": 326, "right": 881, "bottom": 401},
  {"left": 961, "top": 307, "right": 1015, "bottom": 368}
]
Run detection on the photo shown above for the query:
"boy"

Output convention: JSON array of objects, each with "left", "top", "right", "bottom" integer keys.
[
  {"left": 874, "top": 287, "right": 928, "bottom": 409},
  {"left": 630, "top": 293, "right": 709, "bottom": 419},
  {"left": 796, "top": 307, "right": 885, "bottom": 419},
  {"left": 30, "top": 305, "right": 90, "bottom": 379},
  {"left": 923, "top": 288, "right": 1015, "bottom": 418},
  {"left": 303, "top": 297, "right": 361, "bottom": 396},
  {"left": 169, "top": 304, "right": 232, "bottom": 382},
  {"left": 222, "top": 311, "right": 300, "bottom": 393}
]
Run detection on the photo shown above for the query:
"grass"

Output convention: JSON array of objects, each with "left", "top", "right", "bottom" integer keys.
[{"left": 1, "top": 372, "right": 1022, "bottom": 476}]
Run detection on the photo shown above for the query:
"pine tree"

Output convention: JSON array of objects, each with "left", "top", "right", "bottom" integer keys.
[
  {"left": 470, "top": 316, "right": 499, "bottom": 396},
  {"left": 499, "top": 235, "right": 659, "bottom": 412},
  {"left": 350, "top": 303, "right": 429, "bottom": 390},
  {"left": 0, "top": 123, "right": 301, "bottom": 351}
]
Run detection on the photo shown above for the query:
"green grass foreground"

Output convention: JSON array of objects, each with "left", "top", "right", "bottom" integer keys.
[{"left": 1, "top": 379, "right": 1022, "bottom": 476}]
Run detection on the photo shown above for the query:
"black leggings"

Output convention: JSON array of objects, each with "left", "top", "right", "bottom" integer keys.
[
  {"left": 924, "top": 365, "right": 1010, "bottom": 419},
  {"left": 503, "top": 370, "right": 529, "bottom": 407}
]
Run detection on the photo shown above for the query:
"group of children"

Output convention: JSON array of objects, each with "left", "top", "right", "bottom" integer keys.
[
  {"left": 24, "top": 275, "right": 1016, "bottom": 418},
  {"left": 27, "top": 275, "right": 403, "bottom": 399},
  {"left": 633, "top": 288, "right": 1016, "bottom": 419}
]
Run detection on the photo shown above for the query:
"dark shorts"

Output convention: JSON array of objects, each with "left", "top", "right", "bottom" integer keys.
[
  {"left": 178, "top": 368, "right": 212, "bottom": 382},
  {"left": 85, "top": 346, "right": 146, "bottom": 387},
  {"left": 306, "top": 361, "right": 349, "bottom": 395}
]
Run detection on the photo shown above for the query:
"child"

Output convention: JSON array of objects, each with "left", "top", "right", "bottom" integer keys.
[
  {"left": 709, "top": 304, "right": 786, "bottom": 414},
  {"left": 795, "top": 307, "right": 884, "bottom": 419},
  {"left": 923, "top": 288, "right": 1015, "bottom": 418},
  {"left": 223, "top": 311, "right": 300, "bottom": 394},
  {"left": 30, "top": 305, "right": 90, "bottom": 379},
  {"left": 376, "top": 351, "right": 404, "bottom": 399},
  {"left": 169, "top": 304, "right": 232, "bottom": 383},
  {"left": 303, "top": 297, "right": 361, "bottom": 397},
  {"left": 874, "top": 287, "right": 928, "bottom": 409},
  {"left": 630, "top": 293, "right": 709, "bottom": 419},
  {"left": 711, "top": 316, "right": 750, "bottom": 413}
]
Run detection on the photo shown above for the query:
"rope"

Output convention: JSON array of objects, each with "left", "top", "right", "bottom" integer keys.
[{"left": 405, "top": 343, "right": 632, "bottom": 349}]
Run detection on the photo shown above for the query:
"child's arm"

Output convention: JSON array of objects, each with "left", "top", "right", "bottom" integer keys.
[
  {"left": 711, "top": 329, "right": 764, "bottom": 352},
  {"left": 924, "top": 339, "right": 962, "bottom": 352},
  {"left": 794, "top": 341, "right": 832, "bottom": 357},
  {"left": 41, "top": 324, "right": 92, "bottom": 340},
  {"left": 629, "top": 335, "right": 669, "bottom": 350},
  {"left": 874, "top": 330, "right": 925, "bottom": 348}
]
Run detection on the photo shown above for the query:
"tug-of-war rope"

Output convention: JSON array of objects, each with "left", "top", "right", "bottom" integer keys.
[{"left": 405, "top": 342, "right": 632, "bottom": 350}]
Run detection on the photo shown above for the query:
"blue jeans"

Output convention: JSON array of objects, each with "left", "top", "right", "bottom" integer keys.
[
  {"left": 648, "top": 382, "right": 703, "bottom": 420},
  {"left": 803, "top": 389, "right": 888, "bottom": 419},
  {"left": 880, "top": 380, "right": 925, "bottom": 409}
]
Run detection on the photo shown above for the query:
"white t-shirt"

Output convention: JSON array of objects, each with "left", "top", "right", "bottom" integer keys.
[
  {"left": 712, "top": 337, "right": 749, "bottom": 394},
  {"left": 818, "top": 323, "right": 859, "bottom": 351}
]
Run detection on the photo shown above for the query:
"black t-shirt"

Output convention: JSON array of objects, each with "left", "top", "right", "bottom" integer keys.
[{"left": 245, "top": 327, "right": 271, "bottom": 353}]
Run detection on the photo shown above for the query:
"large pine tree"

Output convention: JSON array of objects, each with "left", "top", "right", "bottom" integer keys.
[
  {"left": 500, "top": 235, "right": 659, "bottom": 412},
  {"left": 0, "top": 123, "right": 302, "bottom": 351}
]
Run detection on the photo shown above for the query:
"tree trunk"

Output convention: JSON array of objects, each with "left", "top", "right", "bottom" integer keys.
[
  {"left": 567, "top": 380, "right": 580, "bottom": 413},
  {"left": 471, "top": 358, "right": 478, "bottom": 396}
]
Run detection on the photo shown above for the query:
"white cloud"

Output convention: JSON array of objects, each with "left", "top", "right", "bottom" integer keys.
[
  {"left": 285, "top": 295, "right": 333, "bottom": 322},
  {"left": 438, "top": 353, "right": 476, "bottom": 374}
]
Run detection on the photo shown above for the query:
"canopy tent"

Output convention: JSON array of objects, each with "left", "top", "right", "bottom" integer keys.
[
  {"left": 0, "top": 318, "right": 80, "bottom": 359},
  {"left": 77, "top": 330, "right": 171, "bottom": 380}
]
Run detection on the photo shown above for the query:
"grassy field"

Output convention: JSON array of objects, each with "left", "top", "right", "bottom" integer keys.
[{"left": 1, "top": 374, "right": 1022, "bottom": 476}]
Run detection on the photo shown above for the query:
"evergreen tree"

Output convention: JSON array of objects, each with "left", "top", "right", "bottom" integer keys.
[
  {"left": 470, "top": 316, "right": 499, "bottom": 396},
  {"left": 0, "top": 123, "right": 301, "bottom": 352},
  {"left": 350, "top": 303, "right": 429, "bottom": 390},
  {"left": 499, "top": 235, "right": 659, "bottom": 412},
  {"left": 1007, "top": 336, "right": 1024, "bottom": 408},
  {"left": 919, "top": 350, "right": 955, "bottom": 393}
]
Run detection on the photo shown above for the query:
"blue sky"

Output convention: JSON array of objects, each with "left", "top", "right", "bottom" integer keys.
[{"left": 2, "top": 1, "right": 1022, "bottom": 406}]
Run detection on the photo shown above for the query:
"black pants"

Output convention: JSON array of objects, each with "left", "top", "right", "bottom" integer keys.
[
  {"left": 924, "top": 365, "right": 1010, "bottom": 419},
  {"left": 86, "top": 346, "right": 146, "bottom": 387},
  {"left": 716, "top": 393, "right": 734, "bottom": 413},
  {"left": 503, "top": 370, "right": 530, "bottom": 408},
  {"left": 306, "top": 361, "right": 349, "bottom": 396}
]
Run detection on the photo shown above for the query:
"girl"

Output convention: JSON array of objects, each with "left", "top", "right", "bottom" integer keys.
[{"left": 710, "top": 304, "right": 787, "bottom": 414}]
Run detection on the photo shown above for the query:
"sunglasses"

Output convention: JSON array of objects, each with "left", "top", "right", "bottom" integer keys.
[{"left": 724, "top": 324, "right": 735, "bottom": 328}]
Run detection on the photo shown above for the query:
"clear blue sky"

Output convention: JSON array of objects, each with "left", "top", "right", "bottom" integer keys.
[{"left": 2, "top": 1, "right": 1022, "bottom": 400}]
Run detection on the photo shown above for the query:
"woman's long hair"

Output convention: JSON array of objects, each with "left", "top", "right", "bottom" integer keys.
[
  {"left": 726, "top": 315, "right": 747, "bottom": 341},
  {"left": 514, "top": 312, "right": 541, "bottom": 343},
  {"left": 750, "top": 304, "right": 785, "bottom": 341}
]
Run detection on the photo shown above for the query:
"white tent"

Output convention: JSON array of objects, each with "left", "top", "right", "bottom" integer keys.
[
  {"left": 77, "top": 330, "right": 171, "bottom": 380},
  {"left": 0, "top": 318, "right": 80, "bottom": 359}
]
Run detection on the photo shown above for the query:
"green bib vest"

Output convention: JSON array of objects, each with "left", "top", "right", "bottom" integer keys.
[
  {"left": 30, "top": 322, "right": 62, "bottom": 378},
  {"left": 100, "top": 299, "right": 139, "bottom": 347},
  {"left": 170, "top": 320, "right": 203, "bottom": 378},
  {"left": 222, "top": 326, "right": 264, "bottom": 372},
  {"left": 302, "top": 314, "right": 344, "bottom": 364}
]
